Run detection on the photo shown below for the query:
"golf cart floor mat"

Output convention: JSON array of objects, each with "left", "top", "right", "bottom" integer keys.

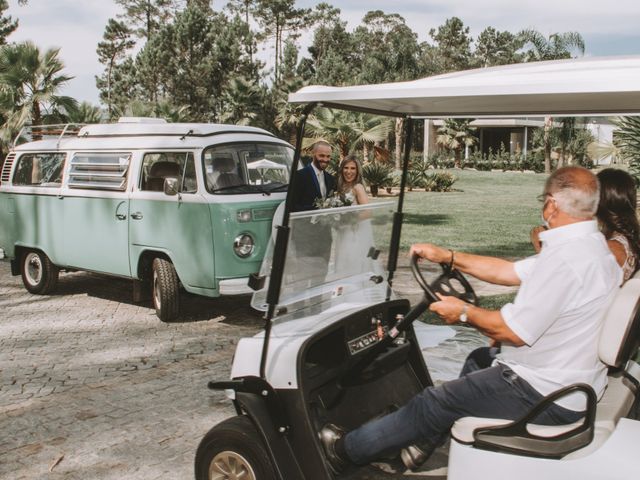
[{"left": 342, "top": 441, "right": 449, "bottom": 479}]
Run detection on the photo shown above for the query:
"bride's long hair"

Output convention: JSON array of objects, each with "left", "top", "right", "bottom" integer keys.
[{"left": 337, "top": 155, "right": 364, "bottom": 193}]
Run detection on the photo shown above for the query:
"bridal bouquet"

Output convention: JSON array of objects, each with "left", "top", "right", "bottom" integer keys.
[
  {"left": 313, "top": 191, "right": 352, "bottom": 209},
  {"left": 311, "top": 191, "right": 354, "bottom": 226}
]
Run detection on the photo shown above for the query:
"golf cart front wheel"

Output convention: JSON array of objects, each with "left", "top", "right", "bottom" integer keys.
[{"left": 195, "top": 416, "right": 276, "bottom": 480}]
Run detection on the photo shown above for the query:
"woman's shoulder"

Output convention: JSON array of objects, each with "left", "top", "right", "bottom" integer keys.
[{"left": 353, "top": 183, "right": 367, "bottom": 194}]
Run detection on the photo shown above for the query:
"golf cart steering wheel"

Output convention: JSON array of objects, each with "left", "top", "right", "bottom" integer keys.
[
  {"left": 410, "top": 253, "right": 478, "bottom": 306},
  {"left": 338, "top": 253, "right": 479, "bottom": 389}
]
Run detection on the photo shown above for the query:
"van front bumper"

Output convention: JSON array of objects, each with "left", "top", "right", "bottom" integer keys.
[{"left": 219, "top": 277, "right": 253, "bottom": 295}]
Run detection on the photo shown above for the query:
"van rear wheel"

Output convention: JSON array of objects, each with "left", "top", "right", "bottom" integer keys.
[
  {"left": 195, "top": 416, "right": 276, "bottom": 480},
  {"left": 21, "top": 250, "right": 59, "bottom": 294},
  {"left": 152, "top": 257, "right": 179, "bottom": 322}
]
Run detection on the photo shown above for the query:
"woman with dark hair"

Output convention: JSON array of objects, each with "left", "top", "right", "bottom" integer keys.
[
  {"left": 532, "top": 168, "right": 640, "bottom": 281},
  {"left": 596, "top": 168, "right": 640, "bottom": 281}
]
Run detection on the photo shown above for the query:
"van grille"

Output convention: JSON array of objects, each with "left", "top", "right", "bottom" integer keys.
[
  {"left": 0, "top": 152, "right": 16, "bottom": 184},
  {"left": 252, "top": 206, "right": 278, "bottom": 221}
]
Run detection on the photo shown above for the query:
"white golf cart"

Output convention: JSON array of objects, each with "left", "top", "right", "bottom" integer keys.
[{"left": 195, "top": 56, "right": 640, "bottom": 480}]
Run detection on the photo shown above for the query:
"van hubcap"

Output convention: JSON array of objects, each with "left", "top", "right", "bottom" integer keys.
[
  {"left": 209, "top": 451, "right": 256, "bottom": 480},
  {"left": 25, "top": 253, "right": 43, "bottom": 286},
  {"left": 152, "top": 269, "right": 160, "bottom": 309}
]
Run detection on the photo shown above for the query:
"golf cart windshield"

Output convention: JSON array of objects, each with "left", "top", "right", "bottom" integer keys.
[{"left": 251, "top": 200, "right": 396, "bottom": 322}]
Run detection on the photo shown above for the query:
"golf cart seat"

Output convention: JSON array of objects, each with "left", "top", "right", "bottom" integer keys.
[{"left": 450, "top": 277, "right": 640, "bottom": 462}]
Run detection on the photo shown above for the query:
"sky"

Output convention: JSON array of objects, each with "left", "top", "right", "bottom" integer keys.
[{"left": 5, "top": 0, "right": 640, "bottom": 106}]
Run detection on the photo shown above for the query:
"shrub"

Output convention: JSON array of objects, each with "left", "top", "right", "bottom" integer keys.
[
  {"left": 424, "top": 172, "right": 457, "bottom": 192},
  {"left": 362, "top": 162, "right": 394, "bottom": 196}
]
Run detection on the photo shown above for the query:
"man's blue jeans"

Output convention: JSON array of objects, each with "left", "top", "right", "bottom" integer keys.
[{"left": 343, "top": 348, "right": 584, "bottom": 465}]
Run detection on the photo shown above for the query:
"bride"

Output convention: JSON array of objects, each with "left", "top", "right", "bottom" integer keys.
[{"left": 334, "top": 156, "right": 379, "bottom": 278}]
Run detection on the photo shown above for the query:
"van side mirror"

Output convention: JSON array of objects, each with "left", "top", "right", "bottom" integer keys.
[{"left": 163, "top": 177, "right": 179, "bottom": 196}]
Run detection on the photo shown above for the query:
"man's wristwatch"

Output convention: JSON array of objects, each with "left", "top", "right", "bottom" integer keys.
[{"left": 459, "top": 304, "right": 469, "bottom": 323}]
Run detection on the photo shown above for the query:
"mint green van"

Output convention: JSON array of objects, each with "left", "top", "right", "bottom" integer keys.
[{"left": 0, "top": 118, "right": 293, "bottom": 321}]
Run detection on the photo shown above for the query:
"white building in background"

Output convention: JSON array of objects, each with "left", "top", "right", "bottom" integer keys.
[{"left": 423, "top": 117, "right": 615, "bottom": 164}]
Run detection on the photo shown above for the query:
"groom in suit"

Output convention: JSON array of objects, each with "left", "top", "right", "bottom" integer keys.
[
  {"left": 291, "top": 141, "right": 337, "bottom": 212},
  {"left": 289, "top": 141, "right": 337, "bottom": 283}
]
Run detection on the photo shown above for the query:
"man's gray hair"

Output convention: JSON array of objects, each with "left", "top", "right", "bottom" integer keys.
[{"left": 545, "top": 166, "right": 600, "bottom": 219}]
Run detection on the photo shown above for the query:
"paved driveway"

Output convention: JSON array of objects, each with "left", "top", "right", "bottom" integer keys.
[
  {"left": 0, "top": 262, "right": 261, "bottom": 480},
  {"left": 0, "top": 261, "right": 505, "bottom": 479}
]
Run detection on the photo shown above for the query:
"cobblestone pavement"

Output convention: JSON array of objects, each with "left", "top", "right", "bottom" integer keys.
[{"left": 0, "top": 261, "right": 513, "bottom": 480}]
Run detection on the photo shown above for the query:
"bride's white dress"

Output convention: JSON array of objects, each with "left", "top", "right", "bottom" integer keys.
[{"left": 333, "top": 187, "right": 380, "bottom": 278}]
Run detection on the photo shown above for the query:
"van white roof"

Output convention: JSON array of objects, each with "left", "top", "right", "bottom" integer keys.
[
  {"left": 77, "top": 120, "right": 276, "bottom": 138},
  {"left": 11, "top": 120, "right": 289, "bottom": 152},
  {"left": 288, "top": 56, "right": 640, "bottom": 117}
]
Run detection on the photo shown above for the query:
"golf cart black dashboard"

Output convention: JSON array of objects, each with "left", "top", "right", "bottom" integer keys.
[{"left": 302, "top": 299, "right": 410, "bottom": 377}]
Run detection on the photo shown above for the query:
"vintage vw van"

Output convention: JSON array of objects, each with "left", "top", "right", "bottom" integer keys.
[{"left": 0, "top": 118, "right": 293, "bottom": 321}]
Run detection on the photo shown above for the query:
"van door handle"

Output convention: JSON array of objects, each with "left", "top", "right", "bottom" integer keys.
[
  {"left": 115, "top": 213, "right": 127, "bottom": 220},
  {"left": 131, "top": 212, "right": 143, "bottom": 220}
]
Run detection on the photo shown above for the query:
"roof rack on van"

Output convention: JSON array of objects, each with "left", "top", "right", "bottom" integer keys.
[{"left": 12, "top": 123, "right": 85, "bottom": 149}]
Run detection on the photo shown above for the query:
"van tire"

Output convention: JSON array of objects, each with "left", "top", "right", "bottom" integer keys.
[
  {"left": 152, "top": 258, "right": 179, "bottom": 322},
  {"left": 195, "top": 416, "right": 276, "bottom": 480},
  {"left": 21, "top": 250, "right": 59, "bottom": 295}
]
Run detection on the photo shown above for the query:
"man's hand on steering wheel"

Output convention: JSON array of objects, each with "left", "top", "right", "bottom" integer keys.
[
  {"left": 409, "top": 243, "right": 452, "bottom": 264},
  {"left": 429, "top": 293, "right": 468, "bottom": 324}
]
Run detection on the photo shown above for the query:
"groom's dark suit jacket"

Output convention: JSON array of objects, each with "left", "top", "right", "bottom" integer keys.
[
  {"left": 289, "top": 163, "right": 337, "bottom": 278},
  {"left": 290, "top": 163, "right": 337, "bottom": 212}
]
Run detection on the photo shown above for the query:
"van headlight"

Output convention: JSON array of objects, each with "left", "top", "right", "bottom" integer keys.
[
  {"left": 233, "top": 234, "right": 255, "bottom": 258},
  {"left": 237, "top": 209, "right": 252, "bottom": 222}
]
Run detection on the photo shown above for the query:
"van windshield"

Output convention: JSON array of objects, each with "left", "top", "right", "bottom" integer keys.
[{"left": 203, "top": 143, "right": 293, "bottom": 194}]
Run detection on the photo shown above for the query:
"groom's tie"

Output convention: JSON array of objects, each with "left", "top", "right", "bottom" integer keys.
[{"left": 318, "top": 171, "right": 327, "bottom": 198}]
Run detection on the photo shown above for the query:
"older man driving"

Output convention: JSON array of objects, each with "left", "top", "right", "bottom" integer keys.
[{"left": 320, "top": 166, "right": 622, "bottom": 472}]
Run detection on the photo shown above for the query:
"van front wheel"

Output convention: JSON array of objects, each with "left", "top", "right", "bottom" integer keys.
[
  {"left": 21, "top": 250, "right": 59, "bottom": 294},
  {"left": 152, "top": 258, "right": 179, "bottom": 322}
]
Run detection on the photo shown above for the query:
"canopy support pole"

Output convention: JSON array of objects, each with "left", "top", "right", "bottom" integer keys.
[
  {"left": 386, "top": 116, "right": 413, "bottom": 299},
  {"left": 260, "top": 102, "right": 317, "bottom": 380}
]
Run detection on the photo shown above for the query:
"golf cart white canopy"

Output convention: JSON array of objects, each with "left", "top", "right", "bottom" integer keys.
[{"left": 289, "top": 56, "right": 640, "bottom": 117}]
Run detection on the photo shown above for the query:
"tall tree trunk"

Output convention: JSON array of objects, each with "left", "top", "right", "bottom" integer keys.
[
  {"left": 395, "top": 118, "right": 404, "bottom": 169},
  {"left": 543, "top": 116, "right": 553, "bottom": 173},
  {"left": 363, "top": 143, "right": 370, "bottom": 163},
  {"left": 274, "top": 23, "right": 280, "bottom": 84},
  {"left": 454, "top": 149, "right": 461, "bottom": 168},
  {"left": 31, "top": 102, "right": 42, "bottom": 141},
  {"left": 107, "top": 57, "right": 114, "bottom": 118}
]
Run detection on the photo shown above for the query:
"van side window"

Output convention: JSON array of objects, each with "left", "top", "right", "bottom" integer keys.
[
  {"left": 12, "top": 153, "right": 66, "bottom": 187},
  {"left": 68, "top": 153, "right": 131, "bottom": 191},
  {"left": 140, "top": 152, "right": 197, "bottom": 193}
]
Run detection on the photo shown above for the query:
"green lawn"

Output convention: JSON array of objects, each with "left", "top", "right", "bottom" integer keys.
[{"left": 398, "top": 170, "right": 547, "bottom": 259}]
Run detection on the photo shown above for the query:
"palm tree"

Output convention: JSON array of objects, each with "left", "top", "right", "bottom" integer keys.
[
  {"left": 0, "top": 42, "right": 77, "bottom": 140},
  {"left": 219, "top": 76, "right": 263, "bottom": 126},
  {"left": 519, "top": 29, "right": 585, "bottom": 62},
  {"left": 613, "top": 116, "right": 640, "bottom": 182},
  {"left": 519, "top": 29, "right": 585, "bottom": 173},
  {"left": 436, "top": 119, "right": 477, "bottom": 168},
  {"left": 115, "top": 98, "right": 191, "bottom": 123},
  {"left": 67, "top": 102, "right": 105, "bottom": 124},
  {"left": 306, "top": 108, "right": 393, "bottom": 161}
]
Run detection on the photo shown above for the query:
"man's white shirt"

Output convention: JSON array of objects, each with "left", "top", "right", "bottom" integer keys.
[
  {"left": 311, "top": 162, "right": 327, "bottom": 198},
  {"left": 497, "top": 220, "right": 622, "bottom": 411}
]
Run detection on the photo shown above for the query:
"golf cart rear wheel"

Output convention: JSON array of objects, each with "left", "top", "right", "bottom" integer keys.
[
  {"left": 21, "top": 250, "right": 59, "bottom": 294},
  {"left": 152, "top": 257, "right": 179, "bottom": 322},
  {"left": 195, "top": 416, "right": 276, "bottom": 480}
]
